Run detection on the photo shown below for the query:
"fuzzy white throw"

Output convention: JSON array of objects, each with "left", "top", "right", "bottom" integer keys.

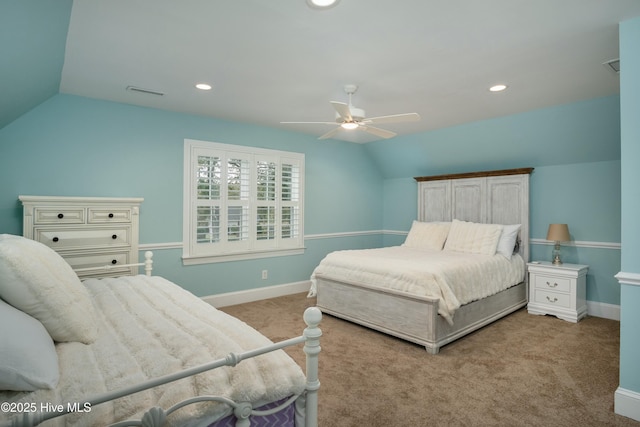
[{"left": 0, "top": 275, "right": 305, "bottom": 426}]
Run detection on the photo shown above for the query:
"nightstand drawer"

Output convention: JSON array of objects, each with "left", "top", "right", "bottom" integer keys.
[
  {"left": 533, "top": 275, "right": 571, "bottom": 293},
  {"left": 533, "top": 290, "right": 572, "bottom": 309},
  {"left": 34, "top": 227, "right": 131, "bottom": 250},
  {"left": 33, "top": 207, "right": 85, "bottom": 224},
  {"left": 88, "top": 208, "right": 133, "bottom": 223}
]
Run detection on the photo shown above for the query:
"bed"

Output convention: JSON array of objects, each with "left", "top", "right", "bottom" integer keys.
[
  {"left": 311, "top": 168, "right": 533, "bottom": 354},
  {"left": 0, "top": 234, "right": 321, "bottom": 427}
]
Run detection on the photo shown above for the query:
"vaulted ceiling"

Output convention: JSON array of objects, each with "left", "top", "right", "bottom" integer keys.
[{"left": 3, "top": 1, "right": 640, "bottom": 142}]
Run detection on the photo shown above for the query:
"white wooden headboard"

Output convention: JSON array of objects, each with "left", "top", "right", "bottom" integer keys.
[{"left": 414, "top": 168, "right": 534, "bottom": 262}]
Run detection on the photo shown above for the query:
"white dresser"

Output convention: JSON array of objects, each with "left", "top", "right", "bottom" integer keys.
[
  {"left": 19, "top": 196, "right": 143, "bottom": 278},
  {"left": 527, "top": 261, "right": 588, "bottom": 323}
]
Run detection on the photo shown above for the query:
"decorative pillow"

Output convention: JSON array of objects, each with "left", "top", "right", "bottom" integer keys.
[
  {"left": 0, "top": 234, "right": 98, "bottom": 344},
  {"left": 403, "top": 221, "right": 451, "bottom": 251},
  {"left": 0, "top": 298, "right": 60, "bottom": 391},
  {"left": 496, "top": 224, "right": 521, "bottom": 259},
  {"left": 443, "top": 219, "right": 503, "bottom": 255}
]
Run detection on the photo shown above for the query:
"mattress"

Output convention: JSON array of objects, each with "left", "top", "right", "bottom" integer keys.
[
  {"left": 310, "top": 246, "right": 525, "bottom": 324},
  {"left": 0, "top": 275, "right": 306, "bottom": 427}
]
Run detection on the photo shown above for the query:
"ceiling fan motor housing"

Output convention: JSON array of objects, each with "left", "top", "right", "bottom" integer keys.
[{"left": 335, "top": 106, "right": 365, "bottom": 123}]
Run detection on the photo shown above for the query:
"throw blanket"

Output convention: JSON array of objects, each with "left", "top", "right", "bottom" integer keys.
[
  {"left": 309, "top": 246, "right": 524, "bottom": 324},
  {"left": 1, "top": 276, "right": 305, "bottom": 426}
]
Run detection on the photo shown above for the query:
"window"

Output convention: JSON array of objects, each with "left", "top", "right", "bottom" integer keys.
[{"left": 183, "top": 139, "right": 304, "bottom": 264}]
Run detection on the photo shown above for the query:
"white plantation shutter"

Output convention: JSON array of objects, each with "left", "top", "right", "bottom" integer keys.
[{"left": 184, "top": 140, "right": 304, "bottom": 263}]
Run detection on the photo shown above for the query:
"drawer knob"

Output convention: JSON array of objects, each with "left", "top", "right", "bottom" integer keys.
[
  {"left": 57, "top": 213, "right": 64, "bottom": 219},
  {"left": 112, "top": 234, "right": 118, "bottom": 240},
  {"left": 108, "top": 213, "right": 114, "bottom": 218},
  {"left": 111, "top": 260, "right": 117, "bottom": 265},
  {"left": 546, "top": 281, "right": 558, "bottom": 288},
  {"left": 546, "top": 296, "right": 558, "bottom": 303},
  {"left": 52, "top": 237, "right": 59, "bottom": 242}
]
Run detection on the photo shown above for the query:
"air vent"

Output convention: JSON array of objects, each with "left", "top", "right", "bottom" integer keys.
[
  {"left": 126, "top": 86, "right": 165, "bottom": 96},
  {"left": 603, "top": 59, "right": 620, "bottom": 74}
]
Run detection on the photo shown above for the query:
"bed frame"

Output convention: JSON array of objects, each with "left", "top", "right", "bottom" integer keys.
[
  {"left": 5, "top": 252, "right": 322, "bottom": 427},
  {"left": 316, "top": 167, "right": 533, "bottom": 354}
]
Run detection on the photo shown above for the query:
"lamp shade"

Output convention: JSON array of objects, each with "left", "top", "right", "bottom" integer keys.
[{"left": 546, "top": 224, "right": 570, "bottom": 242}]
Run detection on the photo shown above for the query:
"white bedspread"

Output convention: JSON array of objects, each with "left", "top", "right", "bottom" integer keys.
[
  {"left": 1, "top": 275, "right": 305, "bottom": 426},
  {"left": 310, "top": 246, "right": 524, "bottom": 324}
]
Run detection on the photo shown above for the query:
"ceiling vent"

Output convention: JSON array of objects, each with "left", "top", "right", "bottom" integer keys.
[
  {"left": 603, "top": 58, "right": 620, "bottom": 74},
  {"left": 126, "top": 86, "right": 165, "bottom": 96}
]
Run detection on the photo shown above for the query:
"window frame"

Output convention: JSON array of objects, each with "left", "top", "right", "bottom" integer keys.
[{"left": 182, "top": 139, "right": 305, "bottom": 265}]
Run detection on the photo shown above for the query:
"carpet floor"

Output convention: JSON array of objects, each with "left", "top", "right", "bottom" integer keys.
[{"left": 220, "top": 292, "right": 639, "bottom": 427}]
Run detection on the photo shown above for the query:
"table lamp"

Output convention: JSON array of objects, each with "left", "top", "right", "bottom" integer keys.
[{"left": 546, "top": 223, "right": 570, "bottom": 265}]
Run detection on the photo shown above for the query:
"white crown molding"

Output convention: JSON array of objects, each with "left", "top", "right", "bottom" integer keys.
[
  {"left": 615, "top": 271, "right": 640, "bottom": 287},
  {"left": 140, "top": 234, "right": 621, "bottom": 251},
  {"left": 530, "top": 238, "right": 621, "bottom": 250}
]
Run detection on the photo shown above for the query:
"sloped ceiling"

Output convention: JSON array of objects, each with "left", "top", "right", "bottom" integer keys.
[
  {"left": 3, "top": 1, "right": 640, "bottom": 142},
  {"left": 0, "top": 0, "right": 72, "bottom": 130}
]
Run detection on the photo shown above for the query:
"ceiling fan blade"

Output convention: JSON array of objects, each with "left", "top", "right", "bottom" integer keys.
[
  {"left": 359, "top": 125, "right": 397, "bottom": 139},
  {"left": 330, "top": 101, "right": 353, "bottom": 122},
  {"left": 318, "top": 126, "right": 342, "bottom": 140},
  {"left": 280, "top": 121, "right": 338, "bottom": 125},
  {"left": 364, "top": 112, "right": 421, "bottom": 125}
]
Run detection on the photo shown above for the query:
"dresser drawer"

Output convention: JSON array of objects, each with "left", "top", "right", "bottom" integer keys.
[
  {"left": 88, "top": 208, "right": 133, "bottom": 223},
  {"left": 34, "top": 227, "right": 131, "bottom": 250},
  {"left": 533, "top": 290, "right": 572, "bottom": 309},
  {"left": 533, "top": 274, "right": 571, "bottom": 293},
  {"left": 63, "top": 251, "right": 131, "bottom": 277},
  {"left": 33, "top": 207, "right": 85, "bottom": 224}
]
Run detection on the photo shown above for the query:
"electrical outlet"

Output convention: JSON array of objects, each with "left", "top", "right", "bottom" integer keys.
[{"left": 261, "top": 270, "right": 268, "bottom": 280}]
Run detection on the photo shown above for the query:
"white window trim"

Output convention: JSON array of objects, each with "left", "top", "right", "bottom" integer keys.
[{"left": 182, "top": 139, "right": 305, "bottom": 265}]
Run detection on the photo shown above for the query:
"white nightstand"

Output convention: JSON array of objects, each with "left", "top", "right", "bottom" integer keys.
[{"left": 527, "top": 261, "right": 588, "bottom": 323}]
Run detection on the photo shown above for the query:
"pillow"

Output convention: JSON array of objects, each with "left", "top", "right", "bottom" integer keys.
[
  {"left": 496, "top": 224, "right": 521, "bottom": 259},
  {"left": 0, "top": 234, "right": 98, "bottom": 344},
  {"left": 443, "top": 219, "right": 503, "bottom": 255},
  {"left": 403, "top": 221, "right": 451, "bottom": 251},
  {"left": 0, "top": 298, "right": 60, "bottom": 391}
]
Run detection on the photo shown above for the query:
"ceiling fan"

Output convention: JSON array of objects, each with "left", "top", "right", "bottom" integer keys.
[{"left": 281, "top": 84, "right": 421, "bottom": 140}]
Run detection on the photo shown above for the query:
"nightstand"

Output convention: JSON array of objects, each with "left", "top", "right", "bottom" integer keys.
[{"left": 527, "top": 261, "right": 588, "bottom": 323}]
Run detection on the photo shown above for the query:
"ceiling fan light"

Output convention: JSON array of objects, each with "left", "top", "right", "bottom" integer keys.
[
  {"left": 307, "top": 0, "right": 340, "bottom": 9},
  {"left": 341, "top": 122, "right": 358, "bottom": 130}
]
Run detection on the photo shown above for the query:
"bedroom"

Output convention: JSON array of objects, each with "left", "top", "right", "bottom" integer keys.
[{"left": 0, "top": 0, "right": 639, "bottom": 424}]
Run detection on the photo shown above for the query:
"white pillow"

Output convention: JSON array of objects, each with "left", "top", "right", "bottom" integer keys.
[
  {"left": 0, "top": 298, "right": 60, "bottom": 391},
  {"left": 496, "top": 224, "right": 521, "bottom": 259},
  {"left": 443, "top": 219, "right": 503, "bottom": 255},
  {"left": 0, "top": 234, "right": 98, "bottom": 344},
  {"left": 403, "top": 221, "right": 451, "bottom": 251}
]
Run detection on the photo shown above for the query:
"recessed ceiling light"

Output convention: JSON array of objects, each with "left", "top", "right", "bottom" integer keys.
[
  {"left": 489, "top": 84, "right": 508, "bottom": 92},
  {"left": 307, "top": 0, "right": 340, "bottom": 10},
  {"left": 195, "top": 83, "right": 212, "bottom": 91}
]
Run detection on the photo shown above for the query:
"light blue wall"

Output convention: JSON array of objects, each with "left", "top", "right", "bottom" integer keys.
[
  {"left": 366, "top": 95, "right": 620, "bottom": 179},
  {"left": 376, "top": 100, "right": 622, "bottom": 307},
  {"left": 619, "top": 16, "right": 640, "bottom": 397},
  {"left": 0, "top": 94, "right": 384, "bottom": 296},
  {"left": 0, "top": 0, "right": 71, "bottom": 129}
]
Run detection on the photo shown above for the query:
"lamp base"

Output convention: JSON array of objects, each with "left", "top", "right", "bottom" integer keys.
[{"left": 552, "top": 242, "right": 563, "bottom": 265}]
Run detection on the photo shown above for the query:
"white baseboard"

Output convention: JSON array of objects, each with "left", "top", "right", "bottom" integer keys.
[
  {"left": 203, "top": 281, "right": 311, "bottom": 308},
  {"left": 615, "top": 387, "right": 640, "bottom": 422},
  {"left": 587, "top": 301, "right": 620, "bottom": 321}
]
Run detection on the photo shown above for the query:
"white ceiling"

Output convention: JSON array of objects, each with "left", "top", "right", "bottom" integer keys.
[{"left": 59, "top": 0, "right": 640, "bottom": 143}]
